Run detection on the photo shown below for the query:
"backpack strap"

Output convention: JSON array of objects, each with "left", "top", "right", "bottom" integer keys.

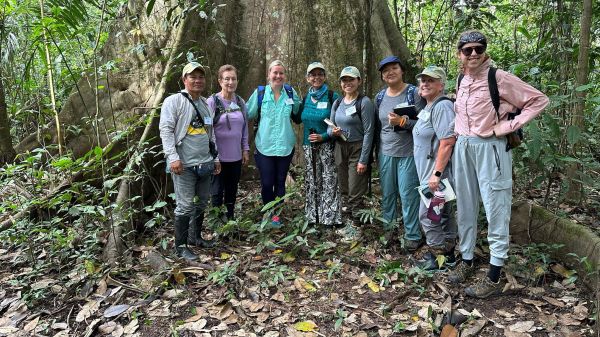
[
  {"left": 457, "top": 74, "right": 464, "bottom": 92},
  {"left": 375, "top": 88, "right": 386, "bottom": 109},
  {"left": 332, "top": 97, "right": 342, "bottom": 114},
  {"left": 254, "top": 85, "right": 266, "bottom": 136},
  {"left": 180, "top": 92, "right": 205, "bottom": 128},
  {"left": 283, "top": 84, "right": 294, "bottom": 102},
  {"left": 327, "top": 90, "right": 334, "bottom": 106},
  {"left": 212, "top": 94, "right": 225, "bottom": 126},
  {"left": 487, "top": 67, "right": 500, "bottom": 121},
  {"left": 406, "top": 84, "right": 416, "bottom": 106}
]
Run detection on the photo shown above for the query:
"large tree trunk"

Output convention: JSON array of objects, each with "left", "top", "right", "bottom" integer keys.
[
  {"left": 564, "top": 0, "right": 592, "bottom": 204},
  {"left": 0, "top": 19, "right": 16, "bottom": 166},
  {"left": 0, "top": 68, "right": 15, "bottom": 166}
]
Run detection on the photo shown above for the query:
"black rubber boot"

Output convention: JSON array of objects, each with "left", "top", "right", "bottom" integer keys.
[
  {"left": 188, "top": 213, "right": 216, "bottom": 248},
  {"left": 174, "top": 215, "right": 198, "bottom": 261}
]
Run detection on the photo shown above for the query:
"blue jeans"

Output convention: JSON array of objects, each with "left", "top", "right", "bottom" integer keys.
[
  {"left": 254, "top": 149, "right": 295, "bottom": 204},
  {"left": 378, "top": 154, "right": 421, "bottom": 241}
]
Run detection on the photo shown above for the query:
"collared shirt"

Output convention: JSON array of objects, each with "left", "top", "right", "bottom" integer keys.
[
  {"left": 246, "top": 84, "right": 300, "bottom": 156},
  {"left": 454, "top": 58, "right": 549, "bottom": 137}
]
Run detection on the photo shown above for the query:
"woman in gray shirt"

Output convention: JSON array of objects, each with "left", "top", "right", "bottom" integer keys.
[{"left": 329, "top": 66, "right": 375, "bottom": 238}]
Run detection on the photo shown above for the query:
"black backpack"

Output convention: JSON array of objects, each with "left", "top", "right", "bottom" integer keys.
[
  {"left": 211, "top": 94, "right": 246, "bottom": 130},
  {"left": 457, "top": 67, "right": 523, "bottom": 151}
]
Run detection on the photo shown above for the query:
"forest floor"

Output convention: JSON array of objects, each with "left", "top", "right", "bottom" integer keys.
[{"left": 0, "top": 179, "right": 598, "bottom": 337}]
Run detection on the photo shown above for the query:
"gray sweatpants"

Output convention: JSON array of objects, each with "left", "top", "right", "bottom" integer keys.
[{"left": 453, "top": 136, "right": 512, "bottom": 267}]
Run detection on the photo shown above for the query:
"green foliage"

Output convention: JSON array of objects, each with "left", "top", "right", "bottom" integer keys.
[
  {"left": 259, "top": 260, "right": 294, "bottom": 287},
  {"left": 207, "top": 260, "right": 240, "bottom": 286}
]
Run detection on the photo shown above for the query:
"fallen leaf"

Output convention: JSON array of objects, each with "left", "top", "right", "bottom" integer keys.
[
  {"left": 440, "top": 324, "right": 458, "bottom": 337},
  {"left": 461, "top": 318, "right": 487, "bottom": 337},
  {"left": 283, "top": 252, "right": 296, "bottom": 263},
  {"left": 503, "top": 331, "right": 531, "bottom": 337},
  {"left": 551, "top": 264, "right": 576, "bottom": 278},
  {"left": 103, "top": 304, "right": 130, "bottom": 318},
  {"left": 271, "top": 292, "right": 285, "bottom": 302},
  {"left": 163, "top": 289, "right": 184, "bottom": 298},
  {"left": 52, "top": 322, "right": 68, "bottom": 330},
  {"left": 367, "top": 281, "right": 380, "bottom": 293},
  {"left": 211, "top": 322, "right": 228, "bottom": 331},
  {"left": 263, "top": 332, "right": 279, "bottom": 337},
  {"left": 294, "top": 320, "right": 317, "bottom": 332},
  {"left": 98, "top": 321, "right": 117, "bottom": 334},
  {"left": 111, "top": 324, "right": 124, "bottom": 337},
  {"left": 123, "top": 319, "right": 139, "bottom": 334},
  {"left": 542, "top": 296, "right": 565, "bottom": 307},
  {"left": 378, "top": 328, "right": 393, "bottom": 337},
  {"left": 497, "top": 309, "right": 515, "bottom": 318},
  {"left": 23, "top": 316, "right": 40, "bottom": 332},
  {"left": 509, "top": 321, "right": 535, "bottom": 333},
  {"left": 75, "top": 299, "right": 101, "bottom": 322},
  {"left": 220, "top": 252, "right": 231, "bottom": 259},
  {"left": 538, "top": 313, "right": 558, "bottom": 330},
  {"left": 572, "top": 304, "right": 588, "bottom": 320},
  {"left": 177, "top": 319, "right": 208, "bottom": 332}
]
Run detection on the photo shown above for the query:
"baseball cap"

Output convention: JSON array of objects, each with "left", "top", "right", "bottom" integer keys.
[
  {"left": 182, "top": 62, "right": 206, "bottom": 77},
  {"left": 378, "top": 56, "right": 403, "bottom": 71},
  {"left": 416, "top": 66, "right": 447, "bottom": 84},
  {"left": 457, "top": 30, "right": 487, "bottom": 50},
  {"left": 306, "top": 62, "right": 326, "bottom": 75},
  {"left": 339, "top": 66, "right": 361, "bottom": 80}
]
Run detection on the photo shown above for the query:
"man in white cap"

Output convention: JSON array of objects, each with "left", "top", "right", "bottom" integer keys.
[{"left": 159, "top": 62, "right": 221, "bottom": 261}]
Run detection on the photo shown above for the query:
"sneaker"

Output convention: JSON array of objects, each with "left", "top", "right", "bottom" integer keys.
[
  {"left": 270, "top": 215, "right": 283, "bottom": 229},
  {"left": 464, "top": 277, "right": 504, "bottom": 298},
  {"left": 447, "top": 261, "right": 475, "bottom": 284},
  {"left": 404, "top": 238, "right": 423, "bottom": 253},
  {"left": 336, "top": 223, "right": 361, "bottom": 243}
]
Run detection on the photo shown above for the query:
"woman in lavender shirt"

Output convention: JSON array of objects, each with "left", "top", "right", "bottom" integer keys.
[{"left": 207, "top": 65, "right": 250, "bottom": 220}]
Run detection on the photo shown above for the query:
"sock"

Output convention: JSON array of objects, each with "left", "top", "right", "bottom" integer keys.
[
  {"left": 462, "top": 259, "right": 473, "bottom": 267},
  {"left": 487, "top": 264, "right": 502, "bottom": 283}
]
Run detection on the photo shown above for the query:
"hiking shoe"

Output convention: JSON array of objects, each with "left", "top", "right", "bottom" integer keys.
[
  {"left": 464, "top": 277, "right": 504, "bottom": 298},
  {"left": 404, "top": 238, "right": 423, "bottom": 253},
  {"left": 447, "top": 261, "right": 475, "bottom": 283},
  {"left": 336, "top": 223, "right": 361, "bottom": 243}
]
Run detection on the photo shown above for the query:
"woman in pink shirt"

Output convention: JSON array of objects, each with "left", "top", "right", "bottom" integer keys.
[{"left": 448, "top": 30, "right": 549, "bottom": 298}]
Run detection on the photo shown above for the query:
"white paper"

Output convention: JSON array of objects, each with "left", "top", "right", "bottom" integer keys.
[
  {"left": 285, "top": 98, "right": 294, "bottom": 105},
  {"left": 229, "top": 102, "right": 240, "bottom": 110},
  {"left": 416, "top": 178, "right": 456, "bottom": 208}
]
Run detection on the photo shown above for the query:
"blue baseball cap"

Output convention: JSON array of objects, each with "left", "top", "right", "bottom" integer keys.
[{"left": 378, "top": 56, "right": 403, "bottom": 71}]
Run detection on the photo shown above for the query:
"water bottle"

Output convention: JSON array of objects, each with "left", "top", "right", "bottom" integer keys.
[{"left": 427, "top": 191, "right": 445, "bottom": 223}]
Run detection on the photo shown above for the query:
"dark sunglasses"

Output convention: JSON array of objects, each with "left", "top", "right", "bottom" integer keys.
[{"left": 460, "top": 45, "right": 486, "bottom": 56}]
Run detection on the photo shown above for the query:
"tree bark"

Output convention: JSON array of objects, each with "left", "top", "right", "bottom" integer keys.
[
  {"left": 0, "top": 18, "right": 16, "bottom": 166},
  {"left": 565, "top": 0, "right": 592, "bottom": 204},
  {"left": 0, "top": 66, "right": 15, "bottom": 166}
]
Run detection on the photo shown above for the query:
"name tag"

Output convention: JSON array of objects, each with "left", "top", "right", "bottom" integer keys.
[
  {"left": 317, "top": 101, "right": 328, "bottom": 109},
  {"left": 417, "top": 109, "right": 431, "bottom": 122},
  {"left": 229, "top": 102, "right": 240, "bottom": 110},
  {"left": 203, "top": 116, "right": 213, "bottom": 125},
  {"left": 285, "top": 98, "right": 294, "bottom": 105},
  {"left": 345, "top": 106, "right": 357, "bottom": 116}
]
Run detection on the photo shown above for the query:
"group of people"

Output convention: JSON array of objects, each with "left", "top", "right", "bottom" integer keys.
[{"left": 159, "top": 30, "right": 549, "bottom": 299}]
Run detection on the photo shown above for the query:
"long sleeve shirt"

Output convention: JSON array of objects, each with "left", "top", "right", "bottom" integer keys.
[
  {"left": 159, "top": 90, "right": 218, "bottom": 165},
  {"left": 300, "top": 90, "right": 340, "bottom": 145},
  {"left": 246, "top": 84, "right": 301, "bottom": 156},
  {"left": 454, "top": 58, "right": 549, "bottom": 137},
  {"left": 328, "top": 96, "right": 375, "bottom": 164},
  {"left": 206, "top": 93, "right": 249, "bottom": 162}
]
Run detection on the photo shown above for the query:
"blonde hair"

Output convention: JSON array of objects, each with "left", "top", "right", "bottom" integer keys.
[{"left": 268, "top": 60, "right": 286, "bottom": 73}]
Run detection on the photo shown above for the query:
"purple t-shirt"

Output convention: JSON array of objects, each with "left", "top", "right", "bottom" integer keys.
[{"left": 206, "top": 93, "right": 249, "bottom": 162}]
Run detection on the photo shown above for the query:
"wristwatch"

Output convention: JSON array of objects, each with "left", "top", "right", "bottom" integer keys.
[{"left": 434, "top": 170, "right": 442, "bottom": 177}]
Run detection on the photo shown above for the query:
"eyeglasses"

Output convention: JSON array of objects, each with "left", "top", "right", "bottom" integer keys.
[{"left": 460, "top": 45, "right": 486, "bottom": 56}]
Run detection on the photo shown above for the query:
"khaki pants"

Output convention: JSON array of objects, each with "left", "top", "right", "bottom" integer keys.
[{"left": 334, "top": 141, "right": 368, "bottom": 221}]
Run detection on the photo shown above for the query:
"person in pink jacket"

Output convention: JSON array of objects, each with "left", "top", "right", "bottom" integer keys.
[{"left": 448, "top": 30, "right": 549, "bottom": 298}]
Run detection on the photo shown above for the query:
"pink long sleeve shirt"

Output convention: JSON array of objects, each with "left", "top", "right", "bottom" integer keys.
[{"left": 454, "top": 58, "right": 549, "bottom": 137}]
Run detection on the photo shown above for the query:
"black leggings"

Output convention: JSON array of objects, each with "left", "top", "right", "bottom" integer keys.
[{"left": 211, "top": 160, "right": 242, "bottom": 219}]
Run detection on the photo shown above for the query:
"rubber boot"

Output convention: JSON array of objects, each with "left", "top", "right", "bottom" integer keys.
[
  {"left": 174, "top": 215, "right": 198, "bottom": 261},
  {"left": 188, "top": 213, "right": 216, "bottom": 248}
]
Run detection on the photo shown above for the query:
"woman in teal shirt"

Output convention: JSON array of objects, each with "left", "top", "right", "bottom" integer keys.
[
  {"left": 247, "top": 60, "right": 300, "bottom": 207},
  {"left": 299, "top": 62, "right": 342, "bottom": 228}
]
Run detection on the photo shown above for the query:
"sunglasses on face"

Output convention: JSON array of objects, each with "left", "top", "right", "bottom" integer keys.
[{"left": 460, "top": 45, "right": 486, "bottom": 56}]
